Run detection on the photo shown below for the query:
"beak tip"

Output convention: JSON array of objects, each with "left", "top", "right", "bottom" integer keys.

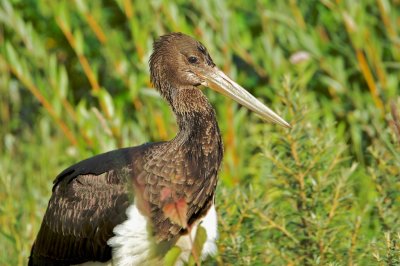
[
  {"left": 278, "top": 122, "right": 291, "bottom": 129},
  {"left": 271, "top": 117, "right": 291, "bottom": 129},
  {"left": 284, "top": 122, "right": 292, "bottom": 129}
]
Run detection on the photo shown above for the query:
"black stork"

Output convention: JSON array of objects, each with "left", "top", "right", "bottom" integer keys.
[{"left": 29, "top": 32, "right": 290, "bottom": 266}]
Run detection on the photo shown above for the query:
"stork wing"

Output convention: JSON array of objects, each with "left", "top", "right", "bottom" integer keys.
[
  {"left": 29, "top": 147, "right": 140, "bottom": 266},
  {"left": 141, "top": 136, "right": 222, "bottom": 242}
]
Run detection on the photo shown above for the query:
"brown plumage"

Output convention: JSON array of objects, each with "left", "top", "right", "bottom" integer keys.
[{"left": 29, "top": 32, "right": 289, "bottom": 266}]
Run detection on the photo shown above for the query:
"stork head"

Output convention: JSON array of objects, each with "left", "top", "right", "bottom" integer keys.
[{"left": 149, "top": 32, "right": 290, "bottom": 128}]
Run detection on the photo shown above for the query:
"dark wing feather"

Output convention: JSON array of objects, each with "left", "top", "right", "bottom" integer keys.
[
  {"left": 29, "top": 147, "right": 141, "bottom": 266},
  {"left": 53, "top": 147, "right": 137, "bottom": 189}
]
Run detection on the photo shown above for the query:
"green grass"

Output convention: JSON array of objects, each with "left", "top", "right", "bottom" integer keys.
[{"left": 1, "top": 0, "right": 399, "bottom": 265}]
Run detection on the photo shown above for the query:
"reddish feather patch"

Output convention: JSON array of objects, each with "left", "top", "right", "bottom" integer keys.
[
  {"left": 162, "top": 198, "right": 188, "bottom": 228},
  {"left": 160, "top": 187, "right": 172, "bottom": 201}
]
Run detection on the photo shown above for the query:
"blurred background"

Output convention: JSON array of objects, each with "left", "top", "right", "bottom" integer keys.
[{"left": 1, "top": 0, "right": 399, "bottom": 265}]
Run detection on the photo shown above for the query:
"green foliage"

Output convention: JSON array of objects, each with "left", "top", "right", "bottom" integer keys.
[
  {"left": 164, "top": 246, "right": 182, "bottom": 266},
  {"left": 190, "top": 225, "right": 207, "bottom": 265},
  {"left": 1, "top": 0, "right": 399, "bottom": 265}
]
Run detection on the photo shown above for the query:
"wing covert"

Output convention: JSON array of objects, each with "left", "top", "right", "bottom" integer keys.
[{"left": 29, "top": 147, "right": 140, "bottom": 265}]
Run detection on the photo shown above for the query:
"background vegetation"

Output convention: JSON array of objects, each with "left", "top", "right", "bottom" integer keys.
[{"left": 1, "top": 0, "right": 399, "bottom": 265}]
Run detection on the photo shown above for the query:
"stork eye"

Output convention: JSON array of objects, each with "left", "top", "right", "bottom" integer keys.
[{"left": 188, "top": 56, "right": 198, "bottom": 64}]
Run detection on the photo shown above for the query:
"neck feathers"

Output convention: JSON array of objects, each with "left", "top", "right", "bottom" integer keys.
[
  {"left": 172, "top": 88, "right": 223, "bottom": 175},
  {"left": 172, "top": 89, "right": 219, "bottom": 141}
]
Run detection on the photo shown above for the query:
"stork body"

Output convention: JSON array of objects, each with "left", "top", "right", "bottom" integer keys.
[{"left": 29, "top": 33, "right": 290, "bottom": 266}]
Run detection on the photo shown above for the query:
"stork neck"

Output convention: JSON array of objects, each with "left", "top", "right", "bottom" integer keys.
[
  {"left": 170, "top": 89, "right": 223, "bottom": 179},
  {"left": 175, "top": 108, "right": 219, "bottom": 144},
  {"left": 171, "top": 88, "right": 221, "bottom": 144}
]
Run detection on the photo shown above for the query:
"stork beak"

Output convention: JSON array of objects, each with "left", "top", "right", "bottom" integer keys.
[{"left": 196, "top": 67, "right": 291, "bottom": 128}]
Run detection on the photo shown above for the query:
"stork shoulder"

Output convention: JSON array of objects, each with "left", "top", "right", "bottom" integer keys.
[{"left": 52, "top": 144, "right": 158, "bottom": 190}]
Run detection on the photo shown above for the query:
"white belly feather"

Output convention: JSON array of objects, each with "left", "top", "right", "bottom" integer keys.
[
  {"left": 77, "top": 203, "right": 218, "bottom": 266},
  {"left": 175, "top": 204, "right": 218, "bottom": 261}
]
